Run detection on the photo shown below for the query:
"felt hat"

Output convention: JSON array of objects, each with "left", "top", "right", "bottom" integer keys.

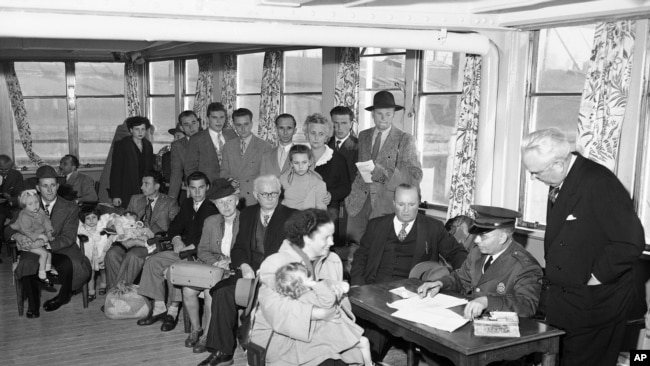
[
  {"left": 235, "top": 277, "right": 260, "bottom": 317},
  {"left": 408, "top": 261, "right": 451, "bottom": 281},
  {"left": 35, "top": 165, "right": 65, "bottom": 184},
  {"left": 206, "top": 178, "right": 236, "bottom": 201},
  {"left": 364, "top": 90, "right": 404, "bottom": 111},
  {"left": 469, "top": 205, "right": 522, "bottom": 234},
  {"left": 168, "top": 124, "right": 185, "bottom": 136}
]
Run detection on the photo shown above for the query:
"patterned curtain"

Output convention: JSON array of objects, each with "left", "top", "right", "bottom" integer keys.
[
  {"left": 447, "top": 55, "right": 482, "bottom": 220},
  {"left": 125, "top": 61, "right": 141, "bottom": 117},
  {"left": 220, "top": 54, "right": 237, "bottom": 131},
  {"left": 193, "top": 55, "right": 214, "bottom": 130},
  {"left": 258, "top": 50, "right": 282, "bottom": 146},
  {"left": 334, "top": 47, "right": 360, "bottom": 135},
  {"left": 577, "top": 20, "right": 635, "bottom": 171},
  {"left": 3, "top": 62, "right": 45, "bottom": 166}
]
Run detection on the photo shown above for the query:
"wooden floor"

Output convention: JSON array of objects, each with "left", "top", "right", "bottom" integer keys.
[{"left": 0, "top": 250, "right": 413, "bottom": 366}]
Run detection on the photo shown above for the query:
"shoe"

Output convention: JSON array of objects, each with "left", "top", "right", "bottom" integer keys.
[
  {"left": 185, "top": 329, "right": 204, "bottom": 348},
  {"left": 26, "top": 310, "right": 40, "bottom": 318},
  {"left": 197, "top": 351, "right": 233, "bottom": 366},
  {"left": 100, "top": 305, "right": 105, "bottom": 313},
  {"left": 46, "top": 271, "right": 59, "bottom": 280},
  {"left": 160, "top": 314, "right": 178, "bottom": 332},
  {"left": 137, "top": 312, "right": 167, "bottom": 326},
  {"left": 98, "top": 287, "right": 107, "bottom": 296},
  {"left": 37, "top": 277, "right": 54, "bottom": 287},
  {"left": 43, "top": 296, "right": 70, "bottom": 312},
  {"left": 193, "top": 336, "right": 208, "bottom": 353},
  {"left": 88, "top": 294, "right": 96, "bottom": 302}
]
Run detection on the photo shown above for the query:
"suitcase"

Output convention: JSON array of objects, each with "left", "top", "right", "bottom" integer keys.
[{"left": 167, "top": 262, "right": 226, "bottom": 289}]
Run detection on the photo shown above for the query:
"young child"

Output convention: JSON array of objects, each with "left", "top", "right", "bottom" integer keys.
[
  {"left": 279, "top": 144, "right": 328, "bottom": 210},
  {"left": 106, "top": 211, "right": 154, "bottom": 243},
  {"left": 77, "top": 206, "right": 110, "bottom": 300},
  {"left": 10, "top": 189, "right": 55, "bottom": 287},
  {"left": 275, "top": 262, "right": 373, "bottom": 366}
]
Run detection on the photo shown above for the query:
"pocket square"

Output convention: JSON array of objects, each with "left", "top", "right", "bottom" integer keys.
[{"left": 566, "top": 214, "right": 577, "bottom": 221}]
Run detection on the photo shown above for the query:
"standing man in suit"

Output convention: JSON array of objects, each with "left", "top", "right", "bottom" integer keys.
[
  {"left": 59, "top": 154, "right": 98, "bottom": 204},
  {"left": 198, "top": 175, "right": 295, "bottom": 366},
  {"left": 169, "top": 111, "right": 201, "bottom": 201},
  {"left": 104, "top": 170, "right": 180, "bottom": 289},
  {"left": 345, "top": 91, "right": 423, "bottom": 247},
  {"left": 259, "top": 113, "right": 295, "bottom": 177},
  {"left": 185, "top": 104, "right": 238, "bottom": 185},
  {"left": 522, "top": 128, "right": 645, "bottom": 366},
  {"left": 220, "top": 108, "right": 272, "bottom": 207},
  {"left": 6, "top": 165, "right": 91, "bottom": 316},
  {"left": 137, "top": 171, "right": 219, "bottom": 332},
  {"left": 0, "top": 155, "right": 24, "bottom": 253}
]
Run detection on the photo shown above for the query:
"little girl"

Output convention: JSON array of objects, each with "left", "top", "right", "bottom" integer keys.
[
  {"left": 275, "top": 262, "right": 373, "bottom": 366},
  {"left": 280, "top": 144, "right": 328, "bottom": 210},
  {"left": 10, "top": 189, "right": 55, "bottom": 287},
  {"left": 78, "top": 206, "right": 110, "bottom": 300}
]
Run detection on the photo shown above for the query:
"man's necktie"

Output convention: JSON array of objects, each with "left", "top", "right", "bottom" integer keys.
[
  {"left": 144, "top": 198, "right": 153, "bottom": 227},
  {"left": 240, "top": 140, "right": 247, "bottom": 156},
  {"left": 398, "top": 222, "right": 408, "bottom": 241},
  {"left": 549, "top": 186, "right": 560, "bottom": 205},
  {"left": 483, "top": 256, "right": 493, "bottom": 273},
  {"left": 371, "top": 132, "right": 382, "bottom": 161},
  {"left": 278, "top": 148, "right": 286, "bottom": 168},
  {"left": 194, "top": 201, "right": 200, "bottom": 212},
  {"left": 263, "top": 215, "right": 270, "bottom": 227},
  {"left": 217, "top": 132, "right": 225, "bottom": 164},
  {"left": 44, "top": 204, "right": 51, "bottom": 218},
  {"left": 335, "top": 140, "right": 341, "bottom": 151}
]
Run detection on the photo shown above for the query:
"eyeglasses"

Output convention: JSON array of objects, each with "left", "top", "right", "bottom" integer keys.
[
  {"left": 529, "top": 160, "right": 557, "bottom": 178},
  {"left": 258, "top": 192, "right": 280, "bottom": 199}
]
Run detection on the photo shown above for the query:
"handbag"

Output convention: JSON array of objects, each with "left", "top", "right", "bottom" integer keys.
[{"left": 167, "top": 262, "right": 226, "bottom": 289}]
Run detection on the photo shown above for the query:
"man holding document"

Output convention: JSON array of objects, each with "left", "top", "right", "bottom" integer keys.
[{"left": 418, "top": 205, "right": 543, "bottom": 319}]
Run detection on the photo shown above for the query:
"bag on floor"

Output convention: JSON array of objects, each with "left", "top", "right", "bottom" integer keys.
[
  {"left": 167, "top": 262, "right": 226, "bottom": 289},
  {"left": 104, "top": 282, "right": 150, "bottom": 320}
]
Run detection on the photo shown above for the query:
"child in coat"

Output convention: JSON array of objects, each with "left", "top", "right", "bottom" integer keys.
[
  {"left": 280, "top": 144, "right": 328, "bottom": 210},
  {"left": 78, "top": 206, "right": 110, "bottom": 300}
]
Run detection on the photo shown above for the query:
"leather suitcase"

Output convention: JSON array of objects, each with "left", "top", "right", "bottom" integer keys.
[{"left": 167, "top": 262, "right": 225, "bottom": 289}]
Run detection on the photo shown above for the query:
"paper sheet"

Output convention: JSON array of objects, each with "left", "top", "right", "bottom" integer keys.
[
  {"left": 389, "top": 286, "right": 418, "bottom": 299},
  {"left": 355, "top": 160, "right": 375, "bottom": 183},
  {"left": 392, "top": 307, "right": 469, "bottom": 332},
  {"left": 387, "top": 293, "right": 468, "bottom": 310}
]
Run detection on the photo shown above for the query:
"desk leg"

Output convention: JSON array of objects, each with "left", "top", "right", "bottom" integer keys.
[
  {"left": 541, "top": 352, "right": 557, "bottom": 366},
  {"left": 407, "top": 342, "right": 417, "bottom": 366}
]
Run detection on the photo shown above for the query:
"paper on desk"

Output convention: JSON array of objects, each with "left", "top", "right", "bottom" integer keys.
[
  {"left": 355, "top": 160, "right": 375, "bottom": 183},
  {"left": 389, "top": 286, "right": 418, "bottom": 299},
  {"left": 392, "top": 307, "right": 469, "bottom": 332},
  {"left": 387, "top": 293, "right": 468, "bottom": 310}
]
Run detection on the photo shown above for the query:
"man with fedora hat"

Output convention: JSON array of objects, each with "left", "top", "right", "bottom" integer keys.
[
  {"left": 6, "top": 165, "right": 91, "bottom": 316},
  {"left": 418, "top": 205, "right": 543, "bottom": 319},
  {"left": 345, "top": 90, "right": 422, "bottom": 250}
]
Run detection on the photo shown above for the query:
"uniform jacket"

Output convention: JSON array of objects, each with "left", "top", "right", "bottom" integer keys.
[
  {"left": 1, "top": 169, "right": 25, "bottom": 206},
  {"left": 351, "top": 214, "right": 468, "bottom": 286},
  {"left": 126, "top": 193, "right": 179, "bottom": 234},
  {"left": 259, "top": 145, "right": 292, "bottom": 177},
  {"left": 109, "top": 136, "right": 154, "bottom": 207},
  {"left": 167, "top": 198, "right": 219, "bottom": 247},
  {"left": 66, "top": 171, "right": 98, "bottom": 203},
  {"left": 328, "top": 135, "right": 359, "bottom": 185},
  {"left": 251, "top": 240, "right": 349, "bottom": 366},
  {"left": 544, "top": 154, "right": 645, "bottom": 329},
  {"left": 168, "top": 137, "right": 190, "bottom": 200},
  {"left": 440, "top": 241, "right": 543, "bottom": 317},
  {"left": 197, "top": 211, "right": 240, "bottom": 265},
  {"left": 220, "top": 135, "right": 272, "bottom": 207},
  {"left": 184, "top": 129, "right": 238, "bottom": 185},
  {"left": 345, "top": 127, "right": 422, "bottom": 218}
]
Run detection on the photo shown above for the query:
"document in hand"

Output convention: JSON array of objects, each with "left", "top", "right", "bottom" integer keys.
[
  {"left": 387, "top": 294, "right": 470, "bottom": 332},
  {"left": 355, "top": 160, "right": 375, "bottom": 183}
]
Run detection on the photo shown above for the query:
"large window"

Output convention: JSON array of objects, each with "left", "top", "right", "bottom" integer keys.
[
  {"left": 520, "top": 25, "right": 595, "bottom": 226},
  {"left": 13, "top": 62, "right": 125, "bottom": 167},
  {"left": 236, "top": 52, "right": 264, "bottom": 133}
]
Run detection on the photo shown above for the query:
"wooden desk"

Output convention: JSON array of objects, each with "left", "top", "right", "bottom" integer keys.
[{"left": 349, "top": 279, "right": 564, "bottom": 366}]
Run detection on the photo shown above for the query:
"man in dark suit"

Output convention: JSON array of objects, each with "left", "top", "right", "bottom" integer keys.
[
  {"left": 184, "top": 104, "right": 238, "bottom": 185},
  {"left": 522, "top": 128, "right": 645, "bottom": 366},
  {"left": 259, "top": 114, "right": 295, "bottom": 177},
  {"left": 350, "top": 183, "right": 467, "bottom": 362},
  {"left": 6, "top": 165, "right": 91, "bottom": 317},
  {"left": 104, "top": 170, "right": 180, "bottom": 289},
  {"left": 0, "top": 155, "right": 24, "bottom": 252},
  {"left": 169, "top": 110, "right": 201, "bottom": 201},
  {"left": 199, "top": 175, "right": 295, "bottom": 366},
  {"left": 59, "top": 154, "right": 98, "bottom": 204},
  {"left": 137, "top": 171, "right": 219, "bottom": 332}
]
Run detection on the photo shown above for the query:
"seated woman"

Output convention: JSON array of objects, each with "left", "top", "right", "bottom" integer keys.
[
  {"left": 182, "top": 178, "right": 239, "bottom": 353},
  {"left": 251, "top": 209, "right": 364, "bottom": 366}
]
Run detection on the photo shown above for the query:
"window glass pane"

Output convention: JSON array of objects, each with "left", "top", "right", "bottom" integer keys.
[
  {"left": 237, "top": 53, "right": 264, "bottom": 94},
  {"left": 362, "top": 48, "right": 405, "bottom": 55},
  {"left": 536, "top": 25, "right": 595, "bottom": 93},
  {"left": 422, "top": 52, "right": 465, "bottom": 93},
  {"left": 236, "top": 95, "right": 261, "bottom": 135},
  {"left": 185, "top": 59, "right": 198, "bottom": 95},
  {"left": 183, "top": 96, "right": 195, "bottom": 114},
  {"left": 149, "top": 61, "right": 175, "bottom": 95},
  {"left": 78, "top": 98, "right": 125, "bottom": 165},
  {"left": 148, "top": 97, "right": 175, "bottom": 153},
  {"left": 358, "top": 90, "right": 404, "bottom": 132},
  {"left": 12, "top": 98, "right": 68, "bottom": 167},
  {"left": 360, "top": 55, "right": 406, "bottom": 90},
  {"left": 14, "top": 62, "right": 65, "bottom": 96},
  {"left": 284, "top": 49, "right": 323, "bottom": 93},
  {"left": 418, "top": 95, "right": 460, "bottom": 205},
  {"left": 283, "top": 94, "right": 323, "bottom": 142},
  {"left": 76, "top": 62, "right": 124, "bottom": 96}
]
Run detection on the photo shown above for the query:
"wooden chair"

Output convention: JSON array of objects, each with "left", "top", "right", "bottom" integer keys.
[{"left": 8, "top": 235, "right": 90, "bottom": 316}]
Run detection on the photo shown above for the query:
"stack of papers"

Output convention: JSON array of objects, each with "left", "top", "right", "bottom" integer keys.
[
  {"left": 387, "top": 291, "right": 469, "bottom": 332},
  {"left": 355, "top": 161, "right": 375, "bottom": 183}
]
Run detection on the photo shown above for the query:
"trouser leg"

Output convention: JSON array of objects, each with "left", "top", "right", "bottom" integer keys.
[
  {"left": 104, "top": 245, "right": 126, "bottom": 289},
  {"left": 51, "top": 253, "right": 73, "bottom": 302},
  {"left": 206, "top": 280, "right": 238, "bottom": 355},
  {"left": 137, "top": 251, "right": 180, "bottom": 301},
  {"left": 117, "top": 247, "right": 148, "bottom": 285},
  {"left": 21, "top": 275, "right": 41, "bottom": 312},
  {"left": 560, "top": 319, "right": 627, "bottom": 366}
]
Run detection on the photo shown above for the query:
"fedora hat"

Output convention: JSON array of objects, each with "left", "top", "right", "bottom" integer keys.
[
  {"left": 365, "top": 90, "right": 404, "bottom": 111},
  {"left": 168, "top": 125, "right": 185, "bottom": 136},
  {"left": 35, "top": 165, "right": 65, "bottom": 184}
]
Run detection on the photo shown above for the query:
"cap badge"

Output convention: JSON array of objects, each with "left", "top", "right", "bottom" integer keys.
[{"left": 496, "top": 282, "right": 506, "bottom": 294}]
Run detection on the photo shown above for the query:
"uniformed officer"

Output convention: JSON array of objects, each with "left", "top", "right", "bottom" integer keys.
[{"left": 418, "top": 205, "right": 543, "bottom": 319}]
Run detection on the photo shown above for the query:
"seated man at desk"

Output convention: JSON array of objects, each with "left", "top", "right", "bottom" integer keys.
[{"left": 418, "top": 205, "right": 543, "bottom": 319}]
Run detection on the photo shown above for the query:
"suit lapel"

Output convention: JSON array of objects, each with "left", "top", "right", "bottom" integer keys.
[
  {"left": 377, "top": 127, "right": 401, "bottom": 161},
  {"left": 544, "top": 155, "right": 585, "bottom": 245},
  {"left": 410, "top": 215, "right": 428, "bottom": 268},
  {"left": 358, "top": 129, "right": 373, "bottom": 161}
]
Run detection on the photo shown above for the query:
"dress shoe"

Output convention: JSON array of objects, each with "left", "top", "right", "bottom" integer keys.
[
  {"left": 43, "top": 297, "right": 70, "bottom": 312},
  {"left": 87, "top": 294, "right": 96, "bottom": 302},
  {"left": 37, "top": 276, "right": 54, "bottom": 287},
  {"left": 26, "top": 310, "right": 40, "bottom": 318},
  {"left": 160, "top": 314, "right": 178, "bottom": 332},
  {"left": 193, "top": 336, "right": 207, "bottom": 353},
  {"left": 46, "top": 271, "right": 59, "bottom": 280},
  {"left": 137, "top": 312, "right": 167, "bottom": 326},
  {"left": 197, "top": 351, "right": 233, "bottom": 366},
  {"left": 185, "top": 328, "right": 204, "bottom": 347}
]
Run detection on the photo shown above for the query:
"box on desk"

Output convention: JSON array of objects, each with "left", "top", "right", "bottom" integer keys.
[{"left": 473, "top": 311, "right": 521, "bottom": 338}]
